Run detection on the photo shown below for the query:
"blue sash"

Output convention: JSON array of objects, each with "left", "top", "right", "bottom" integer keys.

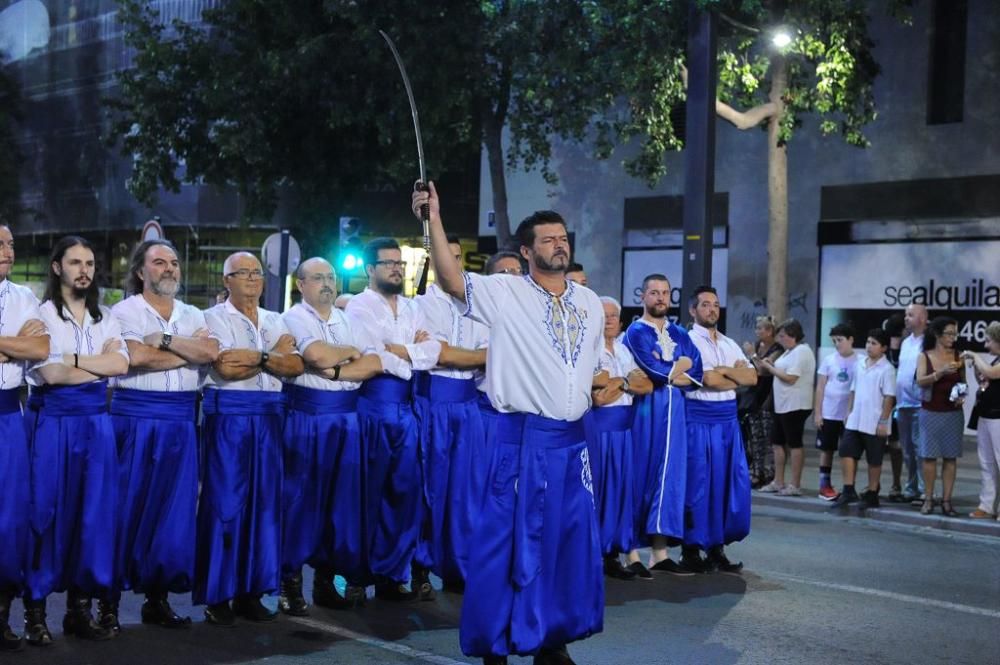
[
  {"left": 284, "top": 384, "right": 358, "bottom": 414},
  {"left": 0, "top": 388, "right": 19, "bottom": 415},
  {"left": 496, "top": 413, "right": 584, "bottom": 589},
  {"left": 478, "top": 391, "right": 499, "bottom": 415},
  {"left": 40, "top": 381, "right": 107, "bottom": 416},
  {"left": 686, "top": 398, "right": 738, "bottom": 423},
  {"left": 588, "top": 405, "right": 632, "bottom": 432},
  {"left": 360, "top": 374, "right": 412, "bottom": 403},
  {"left": 202, "top": 388, "right": 285, "bottom": 415},
  {"left": 111, "top": 389, "right": 198, "bottom": 420},
  {"left": 414, "top": 374, "right": 478, "bottom": 403}
]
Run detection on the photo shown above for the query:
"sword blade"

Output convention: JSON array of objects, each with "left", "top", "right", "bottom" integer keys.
[{"left": 379, "top": 30, "right": 426, "bottom": 185}]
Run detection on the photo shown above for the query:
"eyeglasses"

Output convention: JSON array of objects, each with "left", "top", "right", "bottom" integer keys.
[
  {"left": 226, "top": 269, "right": 264, "bottom": 280},
  {"left": 940, "top": 330, "right": 958, "bottom": 337},
  {"left": 374, "top": 260, "right": 407, "bottom": 269},
  {"left": 496, "top": 267, "right": 522, "bottom": 275},
  {"left": 305, "top": 274, "right": 337, "bottom": 284}
]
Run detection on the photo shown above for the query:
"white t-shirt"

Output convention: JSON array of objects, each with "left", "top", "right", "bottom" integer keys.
[
  {"left": 599, "top": 339, "right": 639, "bottom": 408},
  {"left": 112, "top": 294, "right": 210, "bottom": 392},
  {"left": 773, "top": 343, "right": 816, "bottom": 414},
  {"left": 845, "top": 355, "right": 897, "bottom": 435},
  {"left": 896, "top": 333, "right": 924, "bottom": 408},
  {"left": 459, "top": 272, "right": 604, "bottom": 421},
  {"left": 202, "top": 300, "right": 292, "bottom": 392},
  {"left": 29, "top": 301, "right": 130, "bottom": 386},
  {"left": 0, "top": 280, "right": 43, "bottom": 390},
  {"left": 687, "top": 323, "right": 746, "bottom": 402},
  {"left": 282, "top": 301, "right": 362, "bottom": 392},
  {"left": 817, "top": 351, "right": 861, "bottom": 421}
]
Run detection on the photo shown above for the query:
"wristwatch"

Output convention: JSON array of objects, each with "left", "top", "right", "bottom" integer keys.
[
  {"left": 621, "top": 376, "right": 631, "bottom": 393},
  {"left": 258, "top": 351, "right": 270, "bottom": 367},
  {"left": 159, "top": 332, "right": 173, "bottom": 350}
]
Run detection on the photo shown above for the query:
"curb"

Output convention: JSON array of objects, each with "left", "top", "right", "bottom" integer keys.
[{"left": 752, "top": 493, "right": 1000, "bottom": 538}]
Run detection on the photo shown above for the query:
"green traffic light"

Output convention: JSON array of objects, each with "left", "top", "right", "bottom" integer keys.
[{"left": 342, "top": 254, "right": 361, "bottom": 271}]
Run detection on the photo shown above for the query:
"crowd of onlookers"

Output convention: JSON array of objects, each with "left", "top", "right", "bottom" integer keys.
[{"left": 736, "top": 305, "right": 1000, "bottom": 520}]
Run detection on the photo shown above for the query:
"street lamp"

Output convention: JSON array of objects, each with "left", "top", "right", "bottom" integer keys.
[{"left": 771, "top": 27, "right": 792, "bottom": 49}]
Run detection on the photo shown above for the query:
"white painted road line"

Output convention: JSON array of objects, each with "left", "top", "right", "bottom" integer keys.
[
  {"left": 761, "top": 570, "right": 1000, "bottom": 619},
  {"left": 287, "top": 615, "right": 469, "bottom": 664}
]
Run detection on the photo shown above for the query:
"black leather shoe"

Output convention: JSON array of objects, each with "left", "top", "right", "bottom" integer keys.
[
  {"left": 603, "top": 555, "right": 637, "bottom": 580},
  {"left": 232, "top": 594, "right": 278, "bottom": 622},
  {"left": 204, "top": 601, "right": 236, "bottom": 627},
  {"left": 706, "top": 546, "right": 743, "bottom": 574},
  {"left": 651, "top": 558, "right": 697, "bottom": 576},
  {"left": 23, "top": 599, "right": 52, "bottom": 647},
  {"left": 62, "top": 595, "right": 113, "bottom": 641},
  {"left": 411, "top": 564, "right": 435, "bottom": 601},
  {"left": 141, "top": 594, "right": 192, "bottom": 628},
  {"left": 97, "top": 599, "right": 120, "bottom": 636},
  {"left": 534, "top": 645, "right": 576, "bottom": 665},
  {"left": 483, "top": 656, "right": 509, "bottom": 665},
  {"left": 0, "top": 592, "right": 23, "bottom": 651},
  {"left": 626, "top": 561, "right": 653, "bottom": 579},
  {"left": 278, "top": 573, "right": 310, "bottom": 616},
  {"left": 374, "top": 582, "right": 417, "bottom": 602}
]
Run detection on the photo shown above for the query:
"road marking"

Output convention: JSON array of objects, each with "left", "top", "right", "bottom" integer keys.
[
  {"left": 287, "top": 615, "right": 469, "bottom": 664},
  {"left": 762, "top": 571, "right": 1000, "bottom": 619}
]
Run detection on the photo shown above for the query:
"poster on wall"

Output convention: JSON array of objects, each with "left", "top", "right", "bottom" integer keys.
[
  {"left": 620, "top": 248, "right": 728, "bottom": 325},
  {"left": 819, "top": 241, "right": 1000, "bottom": 351}
]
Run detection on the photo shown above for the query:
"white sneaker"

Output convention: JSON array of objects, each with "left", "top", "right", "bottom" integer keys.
[
  {"left": 779, "top": 485, "right": 803, "bottom": 496},
  {"left": 757, "top": 481, "right": 784, "bottom": 493}
]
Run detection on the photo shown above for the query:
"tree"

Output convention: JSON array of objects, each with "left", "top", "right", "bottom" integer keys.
[
  {"left": 608, "top": 0, "right": 912, "bottom": 321},
  {"left": 0, "top": 62, "right": 22, "bottom": 224}
]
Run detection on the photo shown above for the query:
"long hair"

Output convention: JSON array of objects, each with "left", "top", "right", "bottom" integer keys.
[
  {"left": 923, "top": 316, "right": 958, "bottom": 352},
  {"left": 125, "top": 239, "right": 178, "bottom": 296},
  {"left": 45, "top": 235, "right": 103, "bottom": 323}
]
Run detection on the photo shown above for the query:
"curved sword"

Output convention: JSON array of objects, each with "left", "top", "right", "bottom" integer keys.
[{"left": 380, "top": 31, "right": 431, "bottom": 295}]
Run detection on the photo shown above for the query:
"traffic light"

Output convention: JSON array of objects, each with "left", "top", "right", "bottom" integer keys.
[{"left": 338, "top": 217, "right": 363, "bottom": 272}]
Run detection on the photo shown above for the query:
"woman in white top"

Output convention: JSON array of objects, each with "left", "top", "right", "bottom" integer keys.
[{"left": 757, "top": 319, "right": 816, "bottom": 495}]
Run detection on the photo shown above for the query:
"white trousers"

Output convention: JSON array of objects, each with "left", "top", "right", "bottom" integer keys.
[{"left": 976, "top": 417, "right": 1000, "bottom": 514}]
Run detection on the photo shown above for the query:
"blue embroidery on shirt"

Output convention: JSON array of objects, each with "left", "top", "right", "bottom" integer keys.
[{"left": 526, "top": 277, "right": 587, "bottom": 367}]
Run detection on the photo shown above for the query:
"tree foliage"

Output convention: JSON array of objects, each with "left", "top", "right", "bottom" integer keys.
[{"left": 0, "top": 63, "right": 22, "bottom": 224}]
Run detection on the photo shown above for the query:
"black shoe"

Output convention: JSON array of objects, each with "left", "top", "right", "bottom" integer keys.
[
  {"left": 0, "top": 592, "right": 23, "bottom": 651},
  {"left": 232, "top": 595, "right": 278, "bottom": 622},
  {"left": 411, "top": 564, "right": 435, "bottom": 602},
  {"left": 141, "top": 594, "right": 192, "bottom": 628},
  {"left": 483, "top": 656, "right": 509, "bottom": 665},
  {"left": 204, "top": 601, "right": 236, "bottom": 627},
  {"left": 603, "top": 555, "right": 637, "bottom": 580},
  {"left": 706, "top": 546, "right": 744, "bottom": 574},
  {"left": 278, "top": 573, "right": 310, "bottom": 616},
  {"left": 860, "top": 490, "right": 880, "bottom": 509},
  {"left": 887, "top": 488, "right": 905, "bottom": 503},
  {"left": 650, "top": 558, "right": 697, "bottom": 576},
  {"left": 679, "top": 549, "right": 709, "bottom": 574},
  {"left": 97, "top": 599, "right": 120, "bottom": 636},
  {"left": 442, "top": 579, "right": 466, "bottom": 594},
  {"left": 830, "top": 488, "right": 859, "bottom": 509},
  {"left": 62, "top": 595, "right": 114, "bottom": 641},
  {"left": 23, "top": 599, "right": 52, "bottom": 647},
  {"left": 626, "top": 561, "right": 653, "bottom": 580},
  {"left": 374, "top": 582, "right": 418, "bottom": 602},
  {"left": 534, "top": 644, "right": 576, "bottom": 665}
]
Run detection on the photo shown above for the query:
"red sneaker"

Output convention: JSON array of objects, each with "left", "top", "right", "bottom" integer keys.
[{"left": 818, "top": 486, "right": 839, "bottom": 501}]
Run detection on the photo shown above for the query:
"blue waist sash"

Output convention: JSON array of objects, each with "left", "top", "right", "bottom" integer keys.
[
  {"left": 478, "top": 391, "right": 498, "bottom": 415},
  {"left": 201, "top": 388, "right": 285, "bottom": 416},
  {"left": 686, "top": 398, "right": 738, "bottom": 423},
  {"left": 496, "top": 412, "right": 585, "bottom": 589},
  {"left": 0, "top": 388, "right": 19, "bottom": 415},
  {"left": 39, "top": 381, "right": 108, "bottom": 416},
  {"left": 360, "top": 374, "right": 411, "bottom": 404},
  {"left": 414, "top": 374, "right": 477, "bottom": 403},
  {"left": 26, "top": 389, "right": 43, "bottom": 412},
  {"left": 111, "top": 389, "right": 198, "bottom": 420},
  {"left": 589, "top": 404, "right": 632, "bottom": 432},
  {"left": 284, "top": 384, "right": 359, "bottom": 414}
]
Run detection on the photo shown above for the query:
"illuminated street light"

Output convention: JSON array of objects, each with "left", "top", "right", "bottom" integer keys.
[{"left": 772, "top": 28, "right": 792, "bottom": 49}]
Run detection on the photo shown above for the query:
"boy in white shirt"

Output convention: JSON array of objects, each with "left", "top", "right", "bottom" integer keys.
[
  {"left": 831, "top": 329, "right": 897, "bottom": 510},
  {"left": 813, "top": 324, "right": 859, "bottom": 500}
]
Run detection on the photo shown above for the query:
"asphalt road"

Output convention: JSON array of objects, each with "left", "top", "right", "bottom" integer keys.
[{"left": 8, "top": 504, "right": 999, "bottom": 665}]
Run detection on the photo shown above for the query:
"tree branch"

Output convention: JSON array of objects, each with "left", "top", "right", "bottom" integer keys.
[{"left": 680, "top": 64, "right": 779, "bottom": 131}]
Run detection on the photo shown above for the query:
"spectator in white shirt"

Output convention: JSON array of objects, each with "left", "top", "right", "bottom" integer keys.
[
  {"left": 757, "top": 319, "right": 815, "bottom": 496},
  {"left": 814, "top": 323, "right": 859, "bottom": 500},
  {"left": 831, "top": 329, "right": 896, "bottom": 510},
  {"left": 896, "top": 304, "right": 928, "bottom": 501}
]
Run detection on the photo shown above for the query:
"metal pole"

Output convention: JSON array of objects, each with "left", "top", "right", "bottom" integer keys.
[
  {"left": 277, "top": 229, "right": 290, "bottom": 313},
  {"left": 680, "top": 2, "right": 718, "bottom": 325}
]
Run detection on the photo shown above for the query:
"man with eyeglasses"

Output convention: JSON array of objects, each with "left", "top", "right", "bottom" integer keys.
[
  {"left": 196, "top": 252, "right": 304, "bottom": 626},
  {"left": 413, "top": 184, "right": 609, "bottom": 665},
  {"left": 345, "top": 238, "right": 442, "bottom": 601},
  {"left": 104, "top": 239, "right": 219, "bottom": 633},
  {"left": 411, "top": 234, "right": 490, "bottom": 594},
  {"left": 278, "top": 258, "right": 383, "bottom": 614},
  {"left": 483, "top": 251, "right": 523, "bottom": 277},
  {"left": 0, "top": 224, "right": 49, "bottom": 650}
]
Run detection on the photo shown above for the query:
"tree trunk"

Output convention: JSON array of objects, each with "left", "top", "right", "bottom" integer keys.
[
  {"left": 482, "top": 114, "right": 512, "bottom": 251},
  {"left": 766, "top": 56, "right": 789, "bottom": 322}
]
